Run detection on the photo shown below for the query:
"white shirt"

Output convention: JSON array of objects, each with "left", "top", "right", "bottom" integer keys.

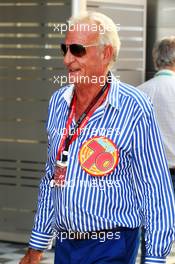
[{"left": 137, "top": 69, "right": 175, "bottom": 168}]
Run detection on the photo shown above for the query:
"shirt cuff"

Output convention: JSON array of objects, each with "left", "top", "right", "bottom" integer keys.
[
  {"left": 29, "top": 229, "right": 54, "bottom": 251},
  {"left": 145, "top": 256, "right": 166, "bottom": 263}
]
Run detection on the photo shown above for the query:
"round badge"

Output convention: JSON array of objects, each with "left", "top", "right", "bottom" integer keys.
[{"left": 79, "top": 136, "right": 119, "bottom": 176}]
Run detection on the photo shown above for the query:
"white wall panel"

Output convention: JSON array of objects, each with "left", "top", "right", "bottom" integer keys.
[
  {"left": 0, "top": 0, "right": 71, "bottom": 243},
  {"left": 87, "top": 0, "right": 147, "bottom": 86}
]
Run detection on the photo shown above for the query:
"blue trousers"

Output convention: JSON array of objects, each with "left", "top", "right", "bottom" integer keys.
[
  {"left": 54, "top": 228, "right": 140, "bottom": 264},
  {"left": 171, "top": 170, "right": 175, "bottom": 191}
]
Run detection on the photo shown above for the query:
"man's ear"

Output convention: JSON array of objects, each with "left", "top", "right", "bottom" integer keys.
[{"left": 102, "top": 45, "right": 113, "bottom": 65}]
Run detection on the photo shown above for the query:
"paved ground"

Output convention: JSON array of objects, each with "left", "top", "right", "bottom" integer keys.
[{"left": 0, "top": 241, "right": 174, "bottom": 263}]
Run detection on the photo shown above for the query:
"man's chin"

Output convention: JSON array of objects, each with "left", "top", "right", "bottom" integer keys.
[{"left": 68, "top": 73, "right": 89, "bottom": 85}]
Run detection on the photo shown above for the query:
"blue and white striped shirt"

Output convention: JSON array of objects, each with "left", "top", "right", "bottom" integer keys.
[{"left": 29, "top": 74, "right": 175, "bottom": 264}]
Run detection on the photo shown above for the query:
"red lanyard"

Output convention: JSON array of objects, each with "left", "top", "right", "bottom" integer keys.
[{"left": 56, "top": 83, "right": 110, "bottom": 161}]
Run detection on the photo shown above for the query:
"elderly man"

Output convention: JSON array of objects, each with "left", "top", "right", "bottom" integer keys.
[
  {"left": 20, "top": 12, "right": 175, "bottom": 264},
  {"left": 138, "top": 36, "right": 175, "bottom": 190}
]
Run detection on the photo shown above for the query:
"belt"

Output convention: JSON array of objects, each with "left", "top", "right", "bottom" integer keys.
[
  {"left": 170, "top": 168, "right": 175, "bottom": 175},
  {"left": 61, "top": 227, "right": 133, "bottom": 240}
]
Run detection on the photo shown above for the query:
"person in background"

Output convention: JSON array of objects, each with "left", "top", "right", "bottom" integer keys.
[
  {"left": 20, "top": 13, "right": 175, "bottom": 264},
  {"left": 138, "top": 36, "right": 175, "bottom": 264},
  {"left": 138, "top": 36, "right": 175, "bottom": 190}
]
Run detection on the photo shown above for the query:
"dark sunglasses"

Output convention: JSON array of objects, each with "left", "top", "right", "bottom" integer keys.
[{"left": 60, "top": 43, "right": 99, "bottom": 57}]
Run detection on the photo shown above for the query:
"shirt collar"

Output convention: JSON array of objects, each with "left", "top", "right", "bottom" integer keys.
[
  {"left": 62, "top": 71, "right": 120, "bottom": 110},
  {"left": 155, "top": 69, "right": 175, "bottom": 77},
  {"left": 106, "top": 72, "right": 120, "bottom": 109},
  {"left": 62, "top": 84, "right": 74, "bottom": 105}
]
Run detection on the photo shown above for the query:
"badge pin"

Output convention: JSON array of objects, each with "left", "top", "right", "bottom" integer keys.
[{"left": 79, "top": 136, "right": 119, "bottom": 176}]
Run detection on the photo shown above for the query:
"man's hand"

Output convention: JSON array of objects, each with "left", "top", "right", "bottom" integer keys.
[{"left": 19, "top": 248, "right": 43, "bottom": 264}]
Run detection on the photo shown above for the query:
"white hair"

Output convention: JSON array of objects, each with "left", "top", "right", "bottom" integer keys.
[{"left": 68, "top": 11, "right": 121, "bottom": 68}]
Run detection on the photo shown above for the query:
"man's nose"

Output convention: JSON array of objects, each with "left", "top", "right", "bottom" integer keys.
[{"left": 64, "top": 47, "right": 75, "bottom": 65}]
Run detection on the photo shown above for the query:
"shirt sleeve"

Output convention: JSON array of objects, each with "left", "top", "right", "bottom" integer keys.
[
  {"left": 132, "top": 105, "right": 175, "bottom": 264},
  {"left": 28, "top": 97, "right": 56, "bottom": 251}
]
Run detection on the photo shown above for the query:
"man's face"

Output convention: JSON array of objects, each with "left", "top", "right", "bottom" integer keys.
[{"left": 63, "top": 22, "right": 107, "bottom": 85}]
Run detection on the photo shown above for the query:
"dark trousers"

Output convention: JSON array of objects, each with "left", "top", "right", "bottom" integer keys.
[
  {"left": 54, "top": 228, "right": 140, "bottom": 264},
  {"left": 170, "top": 168, "right": 175, "bottom": 191}
]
